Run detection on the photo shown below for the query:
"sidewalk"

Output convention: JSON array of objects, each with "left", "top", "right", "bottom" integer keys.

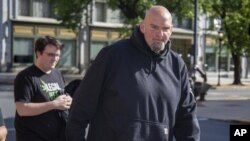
[
  {"left": 0, "top": 72, "right": 83, "bottom": 84},
  {"left": 2, "top": 71, "right": 250, "bottom": 85},
  {"left": 1, "top": 71, "right": 250, "bottom": 92},
  {"left": 197, "top": 100, "right": 250, "bottom": 123},
  {"left": 197, "top": 71, "right": 250, "bottom": 123},
  {"left": 202, "top": 71, "right": 250, "bottom": 87}
]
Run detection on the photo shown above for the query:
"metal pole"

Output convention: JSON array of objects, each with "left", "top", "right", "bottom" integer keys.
[
  {"left": 217, "top": 39, "right": 222, "bottom": 86},
  {"left": 193, "top": 0, "right": 198, "bottom": 67}
]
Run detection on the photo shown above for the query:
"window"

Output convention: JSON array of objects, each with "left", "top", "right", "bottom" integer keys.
[
  {"left": 13, "top": 38, "right": 34, "bottom": 63},
  {"left": 12, "top": 24, "right": 77, "bottom": 69},
  {"left": 172, "top": 14, "right": 192, "bottom": 29},
  {"left": 95, "top": 2, "right": 106, "bottom": 22},
  {"left": 94, "top": 0, "right": 124, "bottom": 23},
  {"left": 13, "top": 37, "right": 76, "bottom": 66},
  {"left": 106, "top": 8, "right": 124, "bottom": 23},
  {"left": 58, "top": 40, "right": 76, "bottom": 67},
  {"left": 205, "top": 47, "right": 216, "bottom": 71},
  {"left": 181, "top": 19, "right": 192, "bottom": 29},
  {"left": 90, "top": 41, "right": 108, "bottom": 61},
  {"left": 19, "top": 0, "right": 30, "bottom": 16},
  {"left": 18, "top": 0, "right": 55, "bottom": 18},
  {"left": 33, "top": 0, "right": 51, "bottom": 17}
]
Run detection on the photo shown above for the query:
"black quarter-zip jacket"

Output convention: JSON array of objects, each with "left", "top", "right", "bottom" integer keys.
[{"left": 66, "top": 27, "right": 200, "bottom": 141}]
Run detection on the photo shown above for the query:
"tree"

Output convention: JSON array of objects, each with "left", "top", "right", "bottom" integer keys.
[
  {"left": 108, "top": 0, "right": 195, "bottom": 36},
  {"left": 50, "top": 0, "right": 197, "bottom": 72},
  {"left": 49, "top": 0, "right": 92, "bottom": 31},
  {"left": 200, "top": 0, "right": 250, "bottom": 85},
  {"left": 50, "top": 0, "right": 194, "bottom": 35}
]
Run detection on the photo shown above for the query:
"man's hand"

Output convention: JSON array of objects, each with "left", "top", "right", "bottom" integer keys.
[{"left": 53, "top": 95, "right": 72, "bottom": 110}]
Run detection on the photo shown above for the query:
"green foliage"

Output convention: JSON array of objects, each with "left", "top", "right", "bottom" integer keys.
[
  {"left": 107, "top": 0, "right": 152, "bottom": 19},
  {"left": 200, "top": 0, "right": 250, "bottom": 84},
  {"left": 200, "top": 0, "right": 250, "bottom": 56},
  {"left": 107, "top": 0, "right": 195, "bottom": 37},
  {"left": 50, "top": 0, "right": 195, "bottom": 36},
  {"left": 156, "top": 0, "right": 194, "bottom": 18},
  {"left": 106, "top": 0, "right": 153, "bottom": 37},
  {"left": 49, "top": 0, "right": 92, "bottom": 31},
  {"left": 50, "top": 0, "right": 250, "bottom": 55}
]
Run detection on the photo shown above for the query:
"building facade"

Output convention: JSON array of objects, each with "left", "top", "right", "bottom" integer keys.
[
  {"left": 1, "top": 0, "right": 200, "bottom": 74},
  {"left": 1, "top": 0, "right": 78, "bottom": 73}
]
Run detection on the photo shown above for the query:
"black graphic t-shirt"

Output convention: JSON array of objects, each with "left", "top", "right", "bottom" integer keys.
[{"left": 14, "top": 65, "right": 66, "bottom": 141}]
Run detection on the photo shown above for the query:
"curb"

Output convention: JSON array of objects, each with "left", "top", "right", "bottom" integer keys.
[
  {"left": 0, "top": 74, "right": 83, "bottom": 85},
  {"left": 198, "top": 116, "right": 250, "bottom": 124}
]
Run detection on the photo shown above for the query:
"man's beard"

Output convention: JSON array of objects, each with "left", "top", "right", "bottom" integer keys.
[{"left": 150, "top": 41, "right": 165, "bottom": 54}]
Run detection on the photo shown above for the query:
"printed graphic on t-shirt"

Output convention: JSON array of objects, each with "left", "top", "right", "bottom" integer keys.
[{"left": 40, "top": 80, "right": 62, "bottom": 100}]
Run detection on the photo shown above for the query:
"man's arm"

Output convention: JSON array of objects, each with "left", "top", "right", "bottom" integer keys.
[
  {"left": 0, "top": 126, "right": 7, "bottom": 141},
  {"left": 174, "top": 63, "right": 200, "bottom": 141},
  {"left": 16, "top": 95, "right": 72, "bottom": 116},
  {"left": 66, "top": 46, "right": 111, "bottom": 141},
  {"left": 0, "top": 109, "right": 7, "bottom": 141}
]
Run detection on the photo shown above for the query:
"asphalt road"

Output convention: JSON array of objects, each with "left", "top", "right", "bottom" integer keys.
[
  {"left": 1, "top": 88, "right": 249, "bottom": 141},
  {"left": 4, "top": 117, "right": 232, "bottom": 141}
]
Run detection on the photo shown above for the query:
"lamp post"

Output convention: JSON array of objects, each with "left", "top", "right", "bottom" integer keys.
[
  {"left": 217, "top": 30, "right": 223, "bottom": 86},
  {"left": 193, "top": 0, "right": 198, "bottom": 67}
]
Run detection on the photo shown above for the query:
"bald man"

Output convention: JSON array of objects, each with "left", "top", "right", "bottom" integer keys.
[{"left": 66, "top": 5, "right": 200, "bottom": 141}]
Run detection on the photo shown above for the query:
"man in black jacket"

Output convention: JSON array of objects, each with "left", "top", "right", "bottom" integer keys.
[{"left": 66, "top": 5, "right": 200, "bottom": 141}]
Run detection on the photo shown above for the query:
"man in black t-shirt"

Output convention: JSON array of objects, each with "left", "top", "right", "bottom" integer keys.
[{"left": 14, "top": 36, "right": 72, "bottom": 141}]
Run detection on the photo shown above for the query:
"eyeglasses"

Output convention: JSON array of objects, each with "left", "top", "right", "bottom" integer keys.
[{"left": 44, "top": 52, "right": 61, "bottom": 57}]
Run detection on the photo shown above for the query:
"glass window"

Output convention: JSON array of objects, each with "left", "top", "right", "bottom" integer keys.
[
  {"left": 58, "top": 40, "right": 76, "bottom": 67},
  {"left": 19, "top": 0, "right": 30, "bottom": 16},
  {"left": 182, "top": 19, "right": 192, "bottom": 29},
  {"left": 95, "top": 2, "right": 106, "bottom": 22},
  {"left": 171, "top": 14, "right": 192, "bottom": 29},
  {"left": 172, "top": 14, "right": 178, "bottom": 27},
  {"left": 33, "top": 0, "right": 50, "bottom": 17},
  {"left": 12, "top": 24, "right": 77, "bottom": 69},
  {"left": 107, "top": 8, "right": 123, "bottom": 23},
  {"left": 90, "top": 41, "right": 107, "bottom": 61},
  {"left": 13, "top": 38, "right": 34, "bottom": 63},
  {"left": 205, "top": 46, "right": 216, "bottom": 71},
  {"left": 18, "top": 0, "right": 54, "bottom": 18}
]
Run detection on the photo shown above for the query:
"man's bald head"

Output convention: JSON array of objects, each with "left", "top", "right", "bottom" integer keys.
[
  {"left": 144, "top": 5, "right": 172, "bottom": 23},
  {"left": 140, "top": 5, "right": 173, "bottom": 54}
]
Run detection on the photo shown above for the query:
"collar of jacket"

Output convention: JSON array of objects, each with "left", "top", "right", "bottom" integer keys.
[{"left": 130, "top": 26, "right": 171, "bottom": 59}]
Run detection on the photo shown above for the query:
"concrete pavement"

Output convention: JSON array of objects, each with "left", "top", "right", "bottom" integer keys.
[
  {"left": 1, "top": 90, "right": 249, "bottom": 124},
  {"left": 196, "top": 71, "right": 250, "bottom": 123},
  {"left": 1, "top": 70, "right": 250, "bottom": 86},
  {"left": 197, "top": 100, "right": 250, "bottom": 123}
]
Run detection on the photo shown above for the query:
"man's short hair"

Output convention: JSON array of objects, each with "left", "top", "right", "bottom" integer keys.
[{"left": 35, "top": 36, "right": 64, "bottom": 53}]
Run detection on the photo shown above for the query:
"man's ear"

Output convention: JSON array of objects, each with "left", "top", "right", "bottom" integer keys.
[
  {"left": 139, "top": 21, "right": 145, "bottom": 33},
  {"left": 36, "top": 51, "right": 42, "bottom": 57}
]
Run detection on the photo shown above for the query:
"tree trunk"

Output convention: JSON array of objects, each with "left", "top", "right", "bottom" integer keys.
[{"left": 232, "top": 53, "right": 242, "bottom": 85}]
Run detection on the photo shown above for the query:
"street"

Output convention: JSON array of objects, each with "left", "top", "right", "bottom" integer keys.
[
  {"left": 3, "top": 116, "right": 232, "bottom": 141},
  {"left": 199, "top": 119, "right": 229, "bottom": 141},
  {"left": 1, "top": 87, "right": 250, "bottom": 141}
]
